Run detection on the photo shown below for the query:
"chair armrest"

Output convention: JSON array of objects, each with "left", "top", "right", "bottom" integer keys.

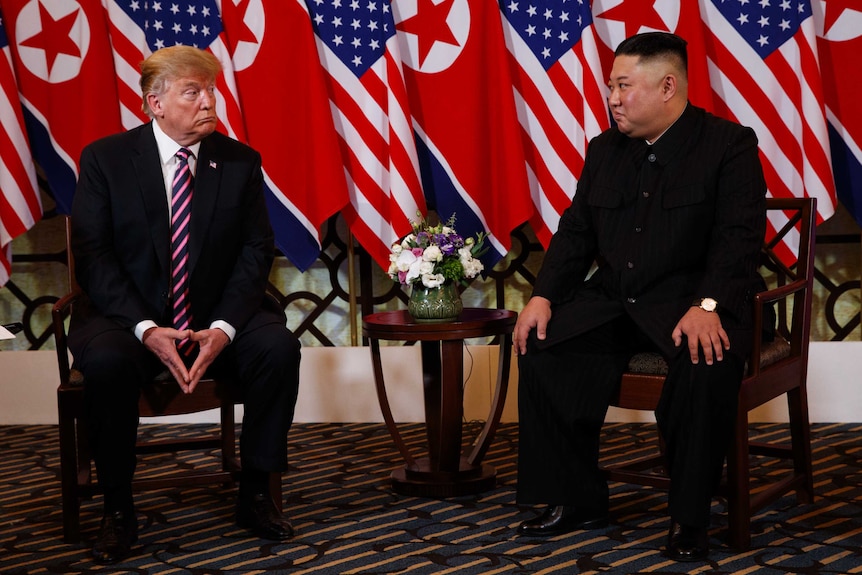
[
  {"left": 753, "top": 278, "right": 807, "bottom": 306},
  {"left": 52, "top": 289, "right": 81, "bottom": 385},
  {"left": 749, "top": 278, "right": 810, "bottom": 376}
]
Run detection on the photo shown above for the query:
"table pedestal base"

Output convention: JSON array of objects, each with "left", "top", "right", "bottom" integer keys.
[
  {"left": 391, "top": 457, "right": 496, "bottom": 498},
  {"left": 364, "top": 309, "right": 516, "bottom": 499}
]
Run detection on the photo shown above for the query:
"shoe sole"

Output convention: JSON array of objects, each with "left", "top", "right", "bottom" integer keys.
[
  {"left": 236, "top": 515, "right": 294, "bottom": 540},
  {"left": 517, "top": 516, "right": 609, "bottom": 536},
  {"left": 662, "top": 549, "right": 709, "bottom": 562}
]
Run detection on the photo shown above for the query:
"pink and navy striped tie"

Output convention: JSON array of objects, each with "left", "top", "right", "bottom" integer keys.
[{"left": 171, "top": 148, "right": 195, "bottom": 356}]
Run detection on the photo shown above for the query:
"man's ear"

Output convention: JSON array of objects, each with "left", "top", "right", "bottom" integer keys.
[
  {"left": 146, "top": 93, "right": 162, "bottom": 116},
  {"left": 662, "top": 74, "right": 678, "bottom": 101}
]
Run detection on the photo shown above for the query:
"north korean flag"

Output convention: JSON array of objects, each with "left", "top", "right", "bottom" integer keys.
[
  {"left": 2, "top": 0, "right": 122, "bottom": 214},
  {"left": 592, "top": 0, "right": 714, "bottom": 111},
  {"left": 815, "top": 2, "right": 862, "bottom": 226},
  {"left": 393, "top": 0, "right": 532, "bottom": 264},
  {"left": 222, "top": 0, "right": 348, "bottom": 271}
]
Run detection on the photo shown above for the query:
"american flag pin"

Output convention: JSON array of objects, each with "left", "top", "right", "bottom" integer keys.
[{"left": 209, "top": 160, "right": 217, "bottom": 169}]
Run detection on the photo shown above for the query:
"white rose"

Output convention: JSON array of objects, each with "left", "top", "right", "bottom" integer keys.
[
  {"left": 458, "top": 246, "right": 472, "bottom": 262},
  {"left": 459, "top": 248, "right": 483, "bottom": 278},
  {"left": 423, "top": 245, "right": 443, "bottom": 262},
  {"left": 463, "top": 258, "right": 483, "bottom": 279},
  {"left": 391, "top": 243, "right": 403, "bottom": 255},
  {"left": 422, "top": 273, "right": 445, "bottom": 288},
  {"left": 419, "top": 260, "right": 435, "bottom": 275}
]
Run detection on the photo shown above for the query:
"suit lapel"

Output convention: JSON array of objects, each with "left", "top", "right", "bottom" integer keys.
[
  {"left": 189, "top": 136, "right": 222, "bottom": 275},
  {"left": 132, "top": 123, "right": 171, "bottom": 274}
]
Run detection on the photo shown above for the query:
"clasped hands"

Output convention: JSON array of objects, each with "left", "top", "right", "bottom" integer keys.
[
  {"left": 142, "top": 326, "right": 230, "bottom": 393},
  {"left": 513, "top": 296, "right": 729, "bottom": 364}
]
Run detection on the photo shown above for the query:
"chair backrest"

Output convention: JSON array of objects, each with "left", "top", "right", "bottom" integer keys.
[
  {"left": 63, "top": 215, "right": 78, "bottom": 293},
  {"left": 750, "top": 197, "right": 817, "bottom": 377},
  {"left": 52, "top": 216, "right": 80, "bottom": 385}
]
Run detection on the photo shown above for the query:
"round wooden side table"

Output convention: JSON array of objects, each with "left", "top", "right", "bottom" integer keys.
[{"left": 362, "top": 308, "right": 517, "bottom": 497}]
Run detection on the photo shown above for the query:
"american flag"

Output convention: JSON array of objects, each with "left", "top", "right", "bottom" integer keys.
[
  {"left": 0, "top": 5, "right": 41, "bottom": 286},
  {"left": 700, "top": 0, "right": 836, "bottom": 259},
  {"left": 500, "top": 0, "right": 609, "bottom": 245},
  {"left": 306, "top": 0, "right": 425, "bottom": 269},
  {"left": 104, "top": 0, "right": 246, "bottom": 141}
]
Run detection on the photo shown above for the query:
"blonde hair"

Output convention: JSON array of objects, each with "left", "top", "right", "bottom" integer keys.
[{"left": 140, "top": 46, "right": 222, "bottom": 117}]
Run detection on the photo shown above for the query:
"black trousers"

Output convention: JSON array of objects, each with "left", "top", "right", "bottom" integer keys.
[
  {"left": 73, "top": 313, "right": 300, "bottom": 512},
  {"left": 516, "top": 315, "right": 744, "bottom": 527}
]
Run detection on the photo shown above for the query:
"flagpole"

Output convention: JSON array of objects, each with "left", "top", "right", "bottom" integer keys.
[{"left": 347, "top": 229, "right": 358, "bottom": 346}]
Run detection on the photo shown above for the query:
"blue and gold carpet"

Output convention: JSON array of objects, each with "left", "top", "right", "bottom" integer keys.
[{"left": 1, "top": 422, "right": 860, "bottom": 574}]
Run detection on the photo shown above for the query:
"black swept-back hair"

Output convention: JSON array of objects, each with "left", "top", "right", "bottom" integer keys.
[{"left": 614, "top": 32, "right": 688, "bottom": 79}]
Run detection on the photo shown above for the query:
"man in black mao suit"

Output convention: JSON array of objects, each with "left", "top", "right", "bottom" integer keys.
[
  {"left": 513, "top": 33, "right": 767, "bottom": 562},
  {"left": 69, "top": 46, "right": 300, "bottom": 564}
]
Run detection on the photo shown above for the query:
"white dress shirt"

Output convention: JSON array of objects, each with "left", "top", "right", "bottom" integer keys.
[{"left": 134, "top": 121, "right": 235, "bottom": 343}]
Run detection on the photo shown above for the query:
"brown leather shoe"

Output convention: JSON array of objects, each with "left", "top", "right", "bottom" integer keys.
[
  {"left": 517, "top": 505, "right": 608, "bottom": 536},
  {"left": 92, "top": 509, "right": 138, "bottom": 565},
  {"left": 236, "top": 493, "right": 294, "bottom": 540},
  {"left": 664, "top": 521, "right": 709, "bottom": 562}
]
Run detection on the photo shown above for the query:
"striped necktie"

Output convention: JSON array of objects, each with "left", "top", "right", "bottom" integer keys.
[{"left": 171, "top": 147, "right": 195, "bottom": 355}]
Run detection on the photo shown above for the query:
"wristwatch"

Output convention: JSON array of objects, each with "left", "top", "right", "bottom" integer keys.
[{"left": 693, "top": 297, "right": 718, "bottom": 312}]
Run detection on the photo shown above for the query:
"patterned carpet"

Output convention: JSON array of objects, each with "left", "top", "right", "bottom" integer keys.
[{"left": 1, "top": 421, "right": 860, "bottom": 574}]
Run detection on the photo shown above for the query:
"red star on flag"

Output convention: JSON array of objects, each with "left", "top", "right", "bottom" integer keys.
[
  {"left": 221, "top": 0, "right": 257, "bottom": 57},
  {"left": 596, "top": 0, "right": 667, "bottom": 37},
  {"left": 823, "top": 0, "right": 857, "bottom": 35},
  {"left": 19, "top": 2, "right": 80, "bottom": 75},
  {"left": 396, "top": 0, "right": 460, "bottom": 67}
]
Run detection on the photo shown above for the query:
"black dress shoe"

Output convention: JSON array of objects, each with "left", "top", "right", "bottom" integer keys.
[
  {"left": 664, "top": 521, "right": 710, "bottom": 562},
  {"left": 92, "top": 509, "right": 138, "bottom": 565},
  {"left": 517, "top": 505, "right": 608, "bottom": 536},
  {"left": 236, "top": 493, "right": 294, "bottom": 540}
]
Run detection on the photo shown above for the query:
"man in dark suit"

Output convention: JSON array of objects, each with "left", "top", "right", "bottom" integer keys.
[
  {"left": 70, "top": 46, "right": 300, "bottom": 564},
  {"left": 513, "top": 33, "right": 767, "bottom": 562}
]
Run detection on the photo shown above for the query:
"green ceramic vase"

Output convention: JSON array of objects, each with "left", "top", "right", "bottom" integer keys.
[{"left": 407, "top": 282, "right": 463, "bottom": 323}]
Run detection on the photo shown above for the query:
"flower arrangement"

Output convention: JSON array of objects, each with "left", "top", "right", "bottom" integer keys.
[{"left": 388, "top": 213, "right": 486, "bottom": 288}]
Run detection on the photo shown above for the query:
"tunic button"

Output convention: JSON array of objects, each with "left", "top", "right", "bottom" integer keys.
[
  {"left": 648, "top": 153, "right": 656, "bottom": 162},
  {"left": 635, "top": 226, "right": 642, "bottom": 233},
  {"left": 627, "top": 261, "right": 634, "bottom": 269},
  {"left": 642, "top": 191, "right": 650, "bottom": 198},
  {"left": 627, "top": 297, "right": 636, "bottom": 304}
]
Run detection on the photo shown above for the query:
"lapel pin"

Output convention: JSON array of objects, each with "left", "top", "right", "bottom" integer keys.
[{"left": 209, "top": 160, "right": 217, "bottom": 169}]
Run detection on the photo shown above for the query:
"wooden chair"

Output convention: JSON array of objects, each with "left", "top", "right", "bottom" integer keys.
[
  {"left": 602, "top": 197, "right": 816, "bottom": 550},
  {"left": 52, "top": 216, "right": 281, "bottom": 543}
]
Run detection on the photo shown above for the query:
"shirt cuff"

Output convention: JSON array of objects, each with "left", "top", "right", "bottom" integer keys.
[
  {"left": 210, "top": 320, "right": 235, "bottom": 343},
  {"left": 134, "top": 320, "right": 159, "bottom": 342}
]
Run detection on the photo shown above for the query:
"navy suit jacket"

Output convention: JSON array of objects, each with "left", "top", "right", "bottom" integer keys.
[
  {"left": 534, "top": 104, "right": 768, "bottom": 359},
  {"left": 69, "top": 122, "right": 279, "bottom": 350}
]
